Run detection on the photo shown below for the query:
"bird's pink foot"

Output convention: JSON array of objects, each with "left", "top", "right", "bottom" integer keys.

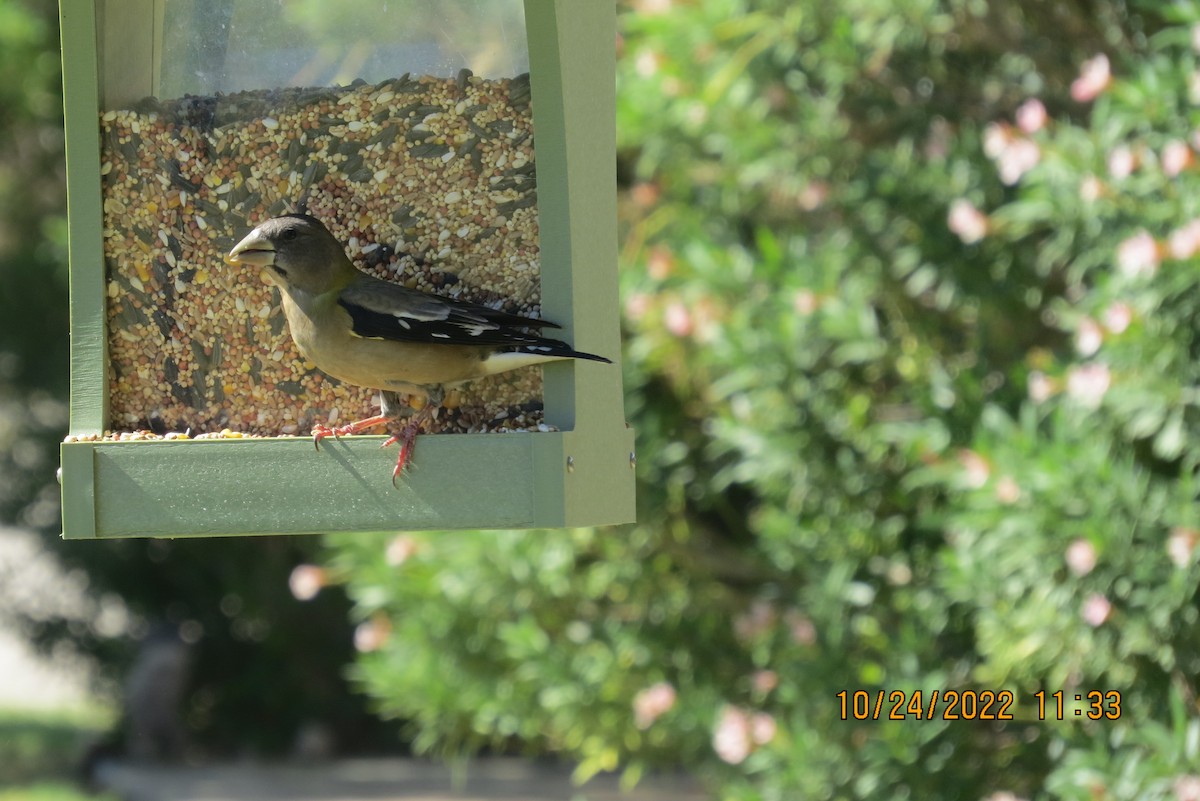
[
  {"left": 391, "top": 438, "right": 415, "bottom": 488},
  {"left": 379, "top": 409, "right": 433, "bottom": 487},
  {"left": 311, "top": 414, "right": 391, "bottom": 450}
]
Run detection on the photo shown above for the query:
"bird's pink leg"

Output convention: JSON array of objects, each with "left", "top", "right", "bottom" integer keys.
[
  {"left": 379, "top": 404, "right": 437, "bottom": 486},
  {"left": 311, "top": 414, "right": 391, "bottom": 450}
]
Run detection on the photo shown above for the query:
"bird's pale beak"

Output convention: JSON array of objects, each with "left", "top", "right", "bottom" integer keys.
[{"left": 224, "top": 230, "right": 275, "bottom": 267}]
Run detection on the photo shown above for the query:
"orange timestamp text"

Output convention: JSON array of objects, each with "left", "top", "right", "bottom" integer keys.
[
  {"left": 836, "top": 690, "right": 1014, "bottom": 721},
  {"left": 835, "top": 690, "right": 1123, "bottom": 721}
]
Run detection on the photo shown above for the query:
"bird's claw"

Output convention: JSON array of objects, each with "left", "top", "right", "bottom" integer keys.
[
  {"left": 391, "top": 459, "right": 404, "bottom": 489},
  {"left": 311, "top": 422, "right": 357, "bottom": 449},
  {"left": 380, "top": 423, "right": 421, "bottom": 487},
  {"left": 392, "top": 439, "right": 416, "bottom": 488}
]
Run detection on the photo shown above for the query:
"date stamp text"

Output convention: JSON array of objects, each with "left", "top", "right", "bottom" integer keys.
[{"left": 835, "top": 690, "right": 1122, "bottom": 721}]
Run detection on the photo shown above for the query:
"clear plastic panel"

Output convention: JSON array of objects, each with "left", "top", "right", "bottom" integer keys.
[{"left": 158, "top": 0, "right": 529, "bottom": 100}]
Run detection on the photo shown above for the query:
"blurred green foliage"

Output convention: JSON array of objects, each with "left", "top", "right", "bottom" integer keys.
[
  {"left": 0, "top": 784, "right": 113, "bottom": 801},
  {"left": 325, "top": 0, "right": 1200, "bottom": 798},
  {"left": 0, "top": 0, "right": 70, "bottom": 533},
  {"left": 0, "top": 707, "right": 111, "bottom": 789}
]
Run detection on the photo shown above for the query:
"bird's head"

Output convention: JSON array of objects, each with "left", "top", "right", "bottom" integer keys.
[{"left": 225, "top": 214, "right": 351, "bottom": 295}]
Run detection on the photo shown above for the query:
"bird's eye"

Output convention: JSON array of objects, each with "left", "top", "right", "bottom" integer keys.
[{"left": 282, "top": 227, "right": 298, "bottom": 241}]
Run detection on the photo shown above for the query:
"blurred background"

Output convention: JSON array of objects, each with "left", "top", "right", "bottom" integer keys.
[{"left": 5, "top": 0, "right": 1200, "bottom": 799}]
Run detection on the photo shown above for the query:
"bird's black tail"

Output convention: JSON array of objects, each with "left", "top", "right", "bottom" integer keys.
[{"left": 502, "top": 338, "right": 612, "bottom": 364}]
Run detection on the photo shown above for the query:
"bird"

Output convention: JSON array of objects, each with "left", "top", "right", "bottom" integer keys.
[{"left": 224, "top": 213, "right": 610, "bottom": 484}]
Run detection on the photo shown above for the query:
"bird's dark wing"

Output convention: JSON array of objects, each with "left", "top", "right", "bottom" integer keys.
[{"left": 338, "top": 276, "right": 562, "bottom": 348}]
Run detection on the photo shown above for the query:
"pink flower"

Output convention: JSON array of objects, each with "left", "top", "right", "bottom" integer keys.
[
  {"left": 713, "top": 706, "right": 753, "bottom": 765},
  {"left": 630, "top": 182, "right": 661, "bottom": 208},
  {"left": 799, "top": 181, "right": 829, "bottom": 211},
  {"left": 1065, "top": 539, "right": 1098, "bottom": 576},
  {"left": 948, "top": 199, "right": 989, "bottom": 244},
  {"left": 1176, "top": 775, "right": 1200, "bottom": 801},
  {"left": 633, "top": 682, "right": 677, "bottom": 729},
  {"left": 983, "top": 122, "right": 1040, "bottom": 184},
  {"left": 1168, "top": 219, "right": 1200, "bottom": 260},
  {"left": 1108, "top": 145, "right": 1137, "bottom": 180},
  {"left": 784, "top": 609, "right": 817, "bottom": 646},
  {"left": 1103, "top": 302, "right": 1133, "bottom": 334},
  {"left": 633, "top": 0, "right": 673, "bottom": 13},
  {"left": 958, "top": 449, "right": 990, "bottom": 489},
  {"left": 751, "top": 670, "right": 779, "bottom": 694},
  {"left": 712, "top": 706, "right": 777, "bottom": 763},
  {"left": 1081, "top": 593, "right": 1112, "bottom": 627},
  {"left": 1066, "top": 363, "right": 1111, "bottom": 408},
  {"left": 997, "top": 138, "right": 1041, "bottom": 185},
  {"left": 288, "top": 564, "right": 326, "bottom": 601},
  {"left": 664, "top": 301, "right": 693, "bottom": 337},
  {"left": 749, "top": 712, "right": 777, "bottom": 745},
  {"left": 647, "top": 246, "right": 674, "bottom": 280},
  {"left": 1116, "top": 230, "right": 1161, "bottom": 278},
  {"left": 1016, "top": 99, "right": 1048, "bottom": 134},
  {"left": 793, "top": 290, "right": 819, "bottom": 315},
  {"left": 353, "top": 615, "right": 391, "bottom": 652},
  {"left": 635, "top": 49, "right": 661, "bottom": 77},
  {"left": 1028, "top": 371, "right": 1056, "bottom": 404},
  {"left": 734, "top": 600, "right": 776, "bottom": 642},
  {"left": 1072, "top": 54, "right": 1112, "bottom": 102},
  {"left": 983, "top": 123, "right": 1013, "bottom": 159},
  {"left": 624, "top": 292, "right": 652, "bottom": 322},
  {"left": 1168, "top": 528, "right": 1199, "bottom": 569},
  {"left": 1163, "top": 140, "right": 1194, "bottom": 177},
  {"left": 385, "top": 535, "right": 418, "bottom": 567},
  {"left": 1075, "top": 318, "right": 1103, "bottom": 357},
  {"left": 995, "top": 476, "right": 1021, "bottom": 505},
  {"left": 1080, "top": 175, "right": 1105, "bottom": 203}
]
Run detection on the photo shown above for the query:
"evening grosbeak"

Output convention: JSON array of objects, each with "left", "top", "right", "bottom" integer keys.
[{"left": 224, "top": 213, "right": 610, "bottom": 483}]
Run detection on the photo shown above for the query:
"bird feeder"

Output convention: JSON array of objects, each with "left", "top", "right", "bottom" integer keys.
[{"left": 58, "top": 0, "right": 634, "bottom": 538}]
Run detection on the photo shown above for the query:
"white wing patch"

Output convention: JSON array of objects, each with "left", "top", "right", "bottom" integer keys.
[{"left": 391, "top": 306, "right": 450, "bottom": 322}]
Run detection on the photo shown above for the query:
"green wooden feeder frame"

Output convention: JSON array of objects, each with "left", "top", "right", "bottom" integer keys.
[{"left": 58, "top": 0, "right": 635, "bottom": 538}]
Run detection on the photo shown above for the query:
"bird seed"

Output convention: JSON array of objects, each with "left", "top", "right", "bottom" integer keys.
[{"left": 99, "top": 73, "right": 545, "bottom": 439}]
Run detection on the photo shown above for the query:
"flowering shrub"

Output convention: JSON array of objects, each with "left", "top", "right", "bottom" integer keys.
[{"left": 320, "top": 1, "right": 1200, "bottom": 798}]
